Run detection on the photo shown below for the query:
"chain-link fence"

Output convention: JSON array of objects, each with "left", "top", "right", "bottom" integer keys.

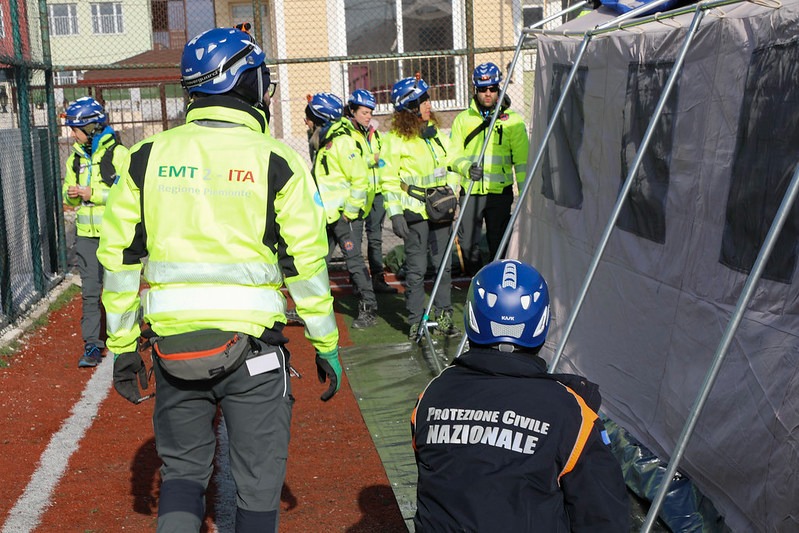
[
  {"left": 0, "top": 0, "right": 66, "bottom": 328},
  {"left": 1, "top": 0, "right": 578, "bottom": 325}
]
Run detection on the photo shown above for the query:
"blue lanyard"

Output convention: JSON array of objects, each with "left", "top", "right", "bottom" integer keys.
[{"left": 424, "top": 137, "right": 439, "bottom": 167}]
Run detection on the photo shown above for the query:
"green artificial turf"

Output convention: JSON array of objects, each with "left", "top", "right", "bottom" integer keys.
[
  {"left": 335, "top": 282, "right": 469, "bottom": 346},
  {"left": 335, "top": 282, "right": 469, "bottom": 530}
]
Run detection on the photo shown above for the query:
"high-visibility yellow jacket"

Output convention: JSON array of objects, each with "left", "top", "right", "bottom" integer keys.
[
  {"left": 349, "top": 119, "right": 385, "bottom": 213},
  {"left": 62, "top": 128, "right": 128, "bottom": 237},
  {"left": 98, "top": 96, "right": 338, "bottom": 355},
  {"left": 382, "top": 122, "right": 460, "bottom": 221},
  {"left": 449, "top": 98, "right": 528, "bottom": 195},
  {"left": 313, "top": 119, "right": 370, "bottom": 223}
]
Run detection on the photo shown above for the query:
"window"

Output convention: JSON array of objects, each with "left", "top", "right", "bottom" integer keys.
[
  {"left": 54, "top": 70, "right": 80, "bottom": 85},
  {"left": 91, "top": 3, "right": 124, "bottom": 34},
  {"left": 0, "top": 5, "right": 5, "bottom": 38},
  {"left": 344, "top": 0, "right": 454, "bottom": 106},
  {"left": 542, "top": 64, "right": 587, "bottom": 209},
  {"left": 522, "top": 0, "right": 545, "bottom": 28},
  {"left": 721, "top": 40, "right": 799, "bottom": 283},
  {"left": 229, "top": 3, "right": 272, "bottom": 58},
  {"left": 152, "top": 0, "right": 187, "bottom": 49},
  {"left": 615, "top": 61, "right": 678, "bottom": 244},
  {"left": 49, "top": 4, "right": 78, "bottom": 36}
]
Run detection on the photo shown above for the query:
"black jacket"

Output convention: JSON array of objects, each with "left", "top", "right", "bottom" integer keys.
[{"left": 411, "top": 348, "right": 629, "bottom": 532}]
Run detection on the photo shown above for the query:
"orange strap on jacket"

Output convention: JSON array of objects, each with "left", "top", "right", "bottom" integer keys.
[{"left": 558, "top": 384, "right": 599, "bottom": 483}]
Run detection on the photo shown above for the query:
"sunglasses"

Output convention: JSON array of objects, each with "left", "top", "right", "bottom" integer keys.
[
  {"left": 267, "top": 81, "right": 278, "bottom": 98},
  {"left": 477, "top": 85, "right": 500, "bottom": 93}
]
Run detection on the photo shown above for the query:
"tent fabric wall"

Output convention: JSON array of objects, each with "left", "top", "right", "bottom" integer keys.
[{"left": 514, "top": 2, "right": 799, "bottom": 531}]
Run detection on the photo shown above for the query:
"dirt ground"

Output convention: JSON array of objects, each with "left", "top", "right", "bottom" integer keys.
[{"left": 0, "top": 289, "right": 407, "bottom": 532}]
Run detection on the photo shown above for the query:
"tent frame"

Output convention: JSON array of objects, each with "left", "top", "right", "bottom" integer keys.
[
  {"left": 640, "top": 161, "right": 799, "bottom": 529},
  {"left": 488, "top": 0, "right": 790, "bottom": 528},
  {"left": 411, "top": 0, "right": 590, "bottom": 370},
  {"left": 447, "top": 0, "right": 681, "bottom": 359},
  {"left": 428, "top": 0, "right": 793, "bottom": 527}
]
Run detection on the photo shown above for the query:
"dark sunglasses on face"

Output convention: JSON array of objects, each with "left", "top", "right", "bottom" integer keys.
[
  {"left": 477, "top": 85, "right": 499, "bottom": 93},
  {"left": 267, "top": 81, "right": 278, "bottom": 97}
]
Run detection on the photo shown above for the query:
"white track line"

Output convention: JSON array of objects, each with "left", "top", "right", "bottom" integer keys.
[{"left": 1, "top": 356, "right": 113, "bottom": 533}]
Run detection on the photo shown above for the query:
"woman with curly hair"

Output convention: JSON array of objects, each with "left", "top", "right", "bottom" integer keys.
[{"left": 381, "top": 75, "right": 460, "bottom": 340}]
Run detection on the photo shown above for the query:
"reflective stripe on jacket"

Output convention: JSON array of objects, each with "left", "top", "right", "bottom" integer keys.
[
  {"left": 349, "top": 119, "right": 384, "bottom": 213},
  {"left": 98, "top": 95, "right": 338, "bottom": 355},
  {"left": 62, "top": 130, "right": 128, "bottom": 237},
  {"left": 382, "top": 123, "right": 460, "bottom": 219},
  {"left": 313, "top": 119, "right": 369, "bottom": 223},
  {"left": 449, "top": 98, "right": 528, "bottom": 195}
]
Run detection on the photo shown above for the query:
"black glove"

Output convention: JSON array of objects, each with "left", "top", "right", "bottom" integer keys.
[
  {"left": 315, "top": 349, "right": 342, "bottom": 402},
  {"left": 469, "top": 163, "right": 484, "bottom": 182},
  {"left": 113, "top": 351, "right": 148, "bottom": 404},
  {"left": 391, "top": 214, "right": 409, "bottom": 239}
]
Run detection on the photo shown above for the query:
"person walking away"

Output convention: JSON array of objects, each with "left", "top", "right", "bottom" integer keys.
[
  {"left": 449, "top": 63, "right": 528, "bottom": 274},
  {"left": 307, "top": 92, "right": 378, "bottom": 329},
  {"left": 412, "top": 259, "right": 629, "bottom": 532},
  {"left": 0, "top": 86, "right": 9, "bottom": 113},
  {"left": 382, "top": 75, "right": 460, "bottom": 339},
  {"left": 98, "top": 27, "right": 342, "bottom": 533},
  {"left": 62, "top": 96, "right": 127, "bottom": 368},
  {"left": 345, "top": 89, "right": 398, "bottom": 294}
]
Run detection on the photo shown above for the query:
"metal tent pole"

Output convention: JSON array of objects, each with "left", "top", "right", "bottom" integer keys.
[
  {"left": 641, "top": 161, "right": 799, "bottom": 531},
  {"left": 493, "top": 0, "right": 676, "bottom": 263},
  {"left": 414, "top": 1, "right": 590, "bottom": 358},
  {"left": 549, "top": 1, "right": 708, "bottom": 373},
  {"left": 452, "top": 0, "right": 672, "bottom": 358}
]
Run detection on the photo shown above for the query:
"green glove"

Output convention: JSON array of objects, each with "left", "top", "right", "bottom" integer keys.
[
  {"left": 315, "top": 348, "right": 342, "bottom": 402},
  {"left": 113, "top": 351, "right": 148, "bottom": 404}
]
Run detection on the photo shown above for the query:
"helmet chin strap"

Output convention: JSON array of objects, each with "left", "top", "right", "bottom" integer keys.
[{"left": 256, "top": 65, "right": 264, "bottom": 108}]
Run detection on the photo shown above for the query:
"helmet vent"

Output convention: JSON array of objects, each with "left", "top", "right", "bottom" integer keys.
[
  {"left": 520, "top": 295, "right": 531, "bottom": 310},
  {"left": 487, "top": 292, "right": 497, "bottom": 308},
  {"left": 490, "top": 321, "right": 524, "bottom": 339},
  {"left": 478, "top": 287, "right": 485, "bottom": 299},
  {"left": 533, "top": 290, "right": 541, "bottom": 303},
  {"left": 468, "top": 302, "right": 480, "bottom": 334},
  {"left": 532, "top": 305, "right": 550, "bottom": 338},
  {"left": 501, "top": 262, "right": 517, "bottom": 288}
]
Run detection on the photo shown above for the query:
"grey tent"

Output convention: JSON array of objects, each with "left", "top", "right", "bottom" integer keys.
[{"left": 512, "top": 1, "right": 799, "bottom": 530}]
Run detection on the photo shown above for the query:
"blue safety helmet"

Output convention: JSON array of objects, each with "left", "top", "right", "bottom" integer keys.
[
  {"left": 472, "top": 62, "right": 502, "bottom": 88},
  {"left": 348, "top": 89, "right": 376, "bottom": 110},
  {"left": 391, "top": 76, "right": 429, "bottom": 112},
  {"left": 181, "top": 27, "right": 265, "bottom": 97},
  {"left": 465, "top": 260, "right": 551, "bottom": 349},
  {"left": 307, "top": 92, "right": 343, "bottom": 124},
  {"left": 64, "top": 97, "right": 107, "bottom": 128}
]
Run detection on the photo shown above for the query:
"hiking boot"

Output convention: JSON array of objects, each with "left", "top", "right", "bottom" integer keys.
[
  {"left": 77, "top": 343, "right": 103, "bottom": 368},
  {"left": 434, "top": 310, "right": 461, "bottom": 338},
  {"left": 352, "top": 301, "right": 377, "bottom": 329},
  {"left": 284, "top": 308, "right": 305, "bottom": 326},
  {"left": 408, "top": 323, "right": 419, "bottom": 340},
  {"left": 372, "top": 274, "right": 398, "bottom": 294}
]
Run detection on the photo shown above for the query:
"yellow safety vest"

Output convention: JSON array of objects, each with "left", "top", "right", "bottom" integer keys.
[
  {"left": 313, "top": 119, "right": 369, "bottom": 223},
  {"left": 449, "top": 98, "right": 528, "bottom": 195},
  {"left": 62, "top": 131, "right": 128, "bottom": 237},
  {"left": 382, "top": 122, "right": 460, "bottom": 220},
  {"left": 98, "top": 97, "right": 338, "bottom": 355}
]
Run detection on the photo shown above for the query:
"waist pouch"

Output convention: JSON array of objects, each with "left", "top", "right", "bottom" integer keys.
[
  {"left": 153, "top": 329, "right": 251, "bottom": 381},
  {"left": 404, "top": 183, "right": 458, "bottom": 223}
]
